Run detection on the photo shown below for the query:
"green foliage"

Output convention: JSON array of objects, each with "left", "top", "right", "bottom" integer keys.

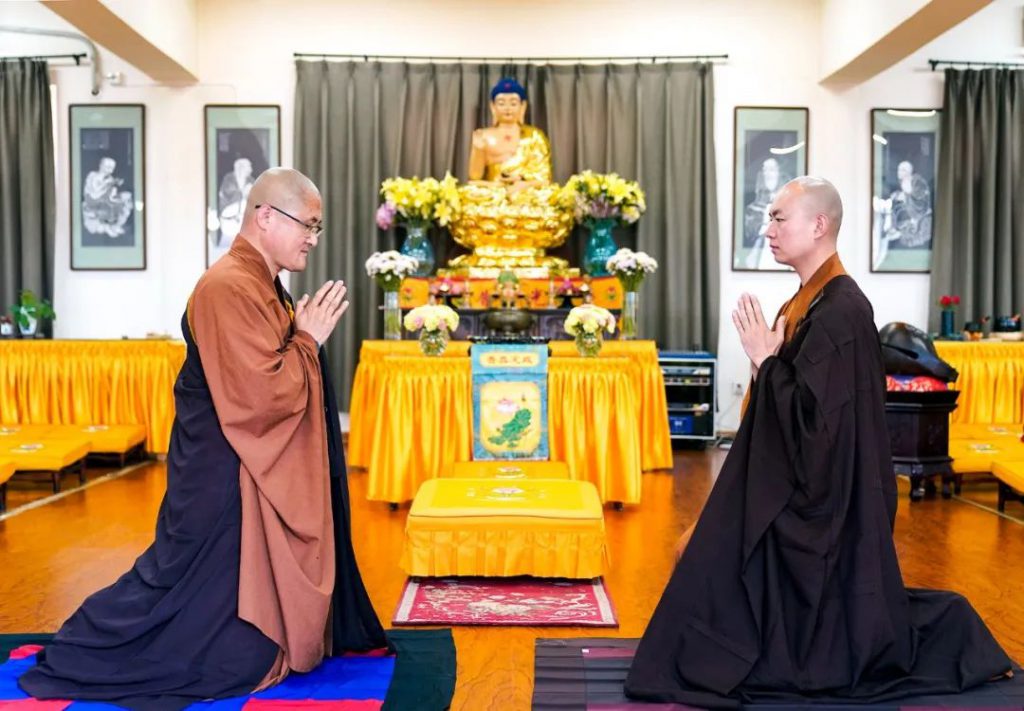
[{"left": 9, "top": 290, "right": 56, "bottom": 330}]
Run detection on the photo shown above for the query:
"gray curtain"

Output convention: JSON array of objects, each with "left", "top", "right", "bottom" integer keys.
[
  {"left": 0, "top": 59, "right": 56, "bottom": 332},
  {"left": 930, "top": 68, "right": 1024, "bottom": 331},
  {"left": 294, "top": 60, "right": 718, "bottom": 406}
]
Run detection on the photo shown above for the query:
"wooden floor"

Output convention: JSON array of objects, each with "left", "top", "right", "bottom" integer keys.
[{"left": 1, "top": 449, "right": 1022, "bottom": 711}]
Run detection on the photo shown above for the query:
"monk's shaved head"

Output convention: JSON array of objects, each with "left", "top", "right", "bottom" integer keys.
[
  {"left": 238, "top": 167, "right": 323, "bottom": 275},
  {"left": 244, "top": 167, "right": 320, "bottom": 219},
  {"left": 783, "top": 176, "right": 843, "bottom": 239}
]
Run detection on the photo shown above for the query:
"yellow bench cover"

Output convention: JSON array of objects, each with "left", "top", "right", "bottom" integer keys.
[
  {"left": 5, "top": 437, "right": 91, "bottom": 472},
  {"left": 446, "top": 460, "right": 570, "bottom": 480},
  {"left": 993, "top": 460, "right": 1024, "bottom": 494},
  {"left": 401, "top": 478, "right": 608, "bottom": 579},
  {"left": 948, "top": 438, "right": 1024, "bottom": 474},
  {"left": 0, "top": 459, "right": 14, "bottom": 486}
]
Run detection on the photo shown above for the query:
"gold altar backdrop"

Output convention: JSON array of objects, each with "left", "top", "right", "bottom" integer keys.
[
  {"left": 0, "top": 340, "right": 185, "bottom": 454},
  {"left": 934, "top": 341, "right": 1024, "bottom": 424},
  {"left": 347, "top": 340, "right": 673, "bottom": 505}
]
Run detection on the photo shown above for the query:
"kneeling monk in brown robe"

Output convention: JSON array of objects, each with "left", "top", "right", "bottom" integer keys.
[{"left": 20, "top": 169, "right": 385, "bottom": 709}]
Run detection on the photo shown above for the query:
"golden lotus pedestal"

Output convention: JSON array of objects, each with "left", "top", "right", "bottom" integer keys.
[
  {"left": 445, "top": 182, "right": 576, "bottom": 279},
  {"left": 443, "top": 249, "right": 579, "bottom": 280}
]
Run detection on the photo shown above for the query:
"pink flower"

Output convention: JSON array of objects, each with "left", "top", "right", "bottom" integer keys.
[{"left": 376, "top": 202, "right": 397, "bottom": 230}]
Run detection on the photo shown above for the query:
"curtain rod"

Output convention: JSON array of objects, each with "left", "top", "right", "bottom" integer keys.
[
  {"left": 929, "top": 58, "right": 1024, "bottom": 70},
  {"left": 0, "top": 26, "right": 101, "bottom": 94},
  {"left": 1, "top": 53, "right": 87, "bottom": 64},
  {"left": 294, "top": 52, "right": 728, "bottom": 64}
]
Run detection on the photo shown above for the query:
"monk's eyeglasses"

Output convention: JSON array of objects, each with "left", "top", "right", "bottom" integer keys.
[{"left": 257, "top": 204, "right": 323, "bottom": 238}]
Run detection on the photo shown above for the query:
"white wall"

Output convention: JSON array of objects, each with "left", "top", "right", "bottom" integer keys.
[
  {"left": 3, "top": 0, "right": 1023, "bottom": 425},
  {"left": 102, "top": 0, "right": 199, "bottom": 76},
  {"left": 820, "top": 0, "right": 932, "bottom": 77}
]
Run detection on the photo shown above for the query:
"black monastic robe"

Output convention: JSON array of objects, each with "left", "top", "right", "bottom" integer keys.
[{"left": 625, "top": 274, "right": 1011, "bottom": 708}]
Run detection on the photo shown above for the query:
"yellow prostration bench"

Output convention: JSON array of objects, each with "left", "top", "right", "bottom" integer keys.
[
  {"left": 400, "top": 478, "right": 608, "bottom": 579},
  {"left": 947, "top": 423, "right": 1024, "bottom": 510},
  {"left": 4, "top": 437, "right": 90, "bottom": 493},
  {"left": 992, "top": 461, "right": 1024, "bottom": 512}
]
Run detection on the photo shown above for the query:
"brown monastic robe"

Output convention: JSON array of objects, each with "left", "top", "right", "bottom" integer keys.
[{"left": 190, "top": 236, "right": 334, "bottom": 684}]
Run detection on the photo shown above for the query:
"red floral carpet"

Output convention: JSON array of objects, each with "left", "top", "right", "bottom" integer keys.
[{"left": 392, "top": 577, "right": 617, "bottom": 627}]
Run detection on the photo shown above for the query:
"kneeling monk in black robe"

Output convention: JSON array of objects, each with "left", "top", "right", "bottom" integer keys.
[
  {"left": 20, "top": 168, "right": 386, "bottom": 709},
  {"left": 626, "top": 177, "right": 1011, "bottom": 708}
]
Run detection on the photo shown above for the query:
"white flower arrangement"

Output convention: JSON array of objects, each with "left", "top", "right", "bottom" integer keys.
[
  {"left": 365, "top": 250, "right": 419, "bottom": 291},
  {"left": 564, "top": 304, "right": 616, "bottom": 337},
  {"left": 606, "top": 248, "right": 658, "bottom": 291},
  {"left": 403, "top": 304, "right": 459, "bottom": 333}
]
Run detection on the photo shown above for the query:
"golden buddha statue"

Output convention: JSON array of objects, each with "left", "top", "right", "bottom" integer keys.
[{"left": 446, "top": 77, "right": 574, "bottom": 277}]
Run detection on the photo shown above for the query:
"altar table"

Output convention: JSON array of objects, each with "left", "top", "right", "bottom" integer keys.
[
  {"left": 934, "top": 341, "right": 1024, "bottom": 424},
  {"left": 0, "top": 340, "right": 185, "bottom": 454},
  {"left": 349, "top": 340, "right": 673, "bottom": 505}
]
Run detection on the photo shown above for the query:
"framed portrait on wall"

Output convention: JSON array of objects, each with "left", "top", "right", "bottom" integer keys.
[
  {"left": 70, "top": 104, "right": 146, "bottom": 270},
  {"left": 732, "top": 106, "right": 809, "bottom": 272},
  {"left": 204, "top": 105, "right": 280, "bottom": 267},
  {"left": 870, "top": 108, "right": 940, "bottom": 273}
]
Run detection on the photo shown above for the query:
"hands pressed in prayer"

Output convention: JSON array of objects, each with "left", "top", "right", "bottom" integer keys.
[
  {"left": 733, "top": 293, "right": 785, "bottom": 373},
  {"left": 295, "top": 280, "right": 349, "bottom": 346}
]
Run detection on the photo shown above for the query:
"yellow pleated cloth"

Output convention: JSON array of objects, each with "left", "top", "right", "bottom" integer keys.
[
  {"left": 401, "top": 478, "right": 608, "bottom": 578},
  {"left": 365, "top": 356, "right": 474, "bottom": 504},
  {"left": 549, "top": 341, "right": 673, "bottom": 471},
  {"left": 934, "top": 341, "right": 1024, "bottom": 424},
  {"left": 0, "top": 340, "right": 184, "bottom": 454},
  {"left": 547, "top": 357, "right": 642, "bottom": 505}
]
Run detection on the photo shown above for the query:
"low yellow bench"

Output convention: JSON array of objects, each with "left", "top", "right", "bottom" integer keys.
[
  {"left": 948, "top": 439, "right": 1024, "bottom": 474},
  {"left": 949, "top": 423, "right": 1022, "bottom": 442},
  {"left": 992, "top": 461, "right": 1024, "bottom": 512},
  {"left": 5, "top": 437, "right": 91, "bottom": 493},
  {"left": 401, "top": 478, "right": 608, "bottom": 579},
  {"left": 1, "top": 424, "right": 146, "bottom": 464},
  {"left": 0, "top": 459, "right": 15, "bottom": 513},
  {"left": 445, "top": 460, "right": 571, "bottom": 480}
]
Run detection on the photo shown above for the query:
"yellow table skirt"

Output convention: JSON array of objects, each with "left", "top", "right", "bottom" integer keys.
[
  {"left": 934, "top": 341, "right": 1024, "bottom": 425},
  {"left": 0, "top": 340, "right": 184, "bottom": 454},
  {"left": 400, "top": 478, "right": 607, "bottom": 578},
  {"left": 361, "top": 354, "right": 643, "bottom": 505},
  {"left": 350, "top": 339, "right": 670, "bottom": 473}
]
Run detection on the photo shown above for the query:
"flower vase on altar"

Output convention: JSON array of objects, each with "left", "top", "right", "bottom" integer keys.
[
  {"left": 606, "top": 248, "right": 658, "bottom": 340},
  {"left": 564, "top": 304, "right": 615, "bottom": 357},
  {"left": 366, "top": 251, "right": 419, "bottom": 340},
  {"left": 404, "top": 304, "right": 459, "bottom": 356},
  {"left": 399, "top": 224, "right": 435, "bottom": 277}
]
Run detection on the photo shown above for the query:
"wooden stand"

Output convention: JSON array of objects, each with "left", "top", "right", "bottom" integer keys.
[{"left": 884, "top": 390, "right": 960, "bottom": 501}]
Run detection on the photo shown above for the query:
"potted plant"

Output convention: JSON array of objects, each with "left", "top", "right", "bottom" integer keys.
[{"left": 9, "top": 290, "right": 56, "bottom": 337}]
